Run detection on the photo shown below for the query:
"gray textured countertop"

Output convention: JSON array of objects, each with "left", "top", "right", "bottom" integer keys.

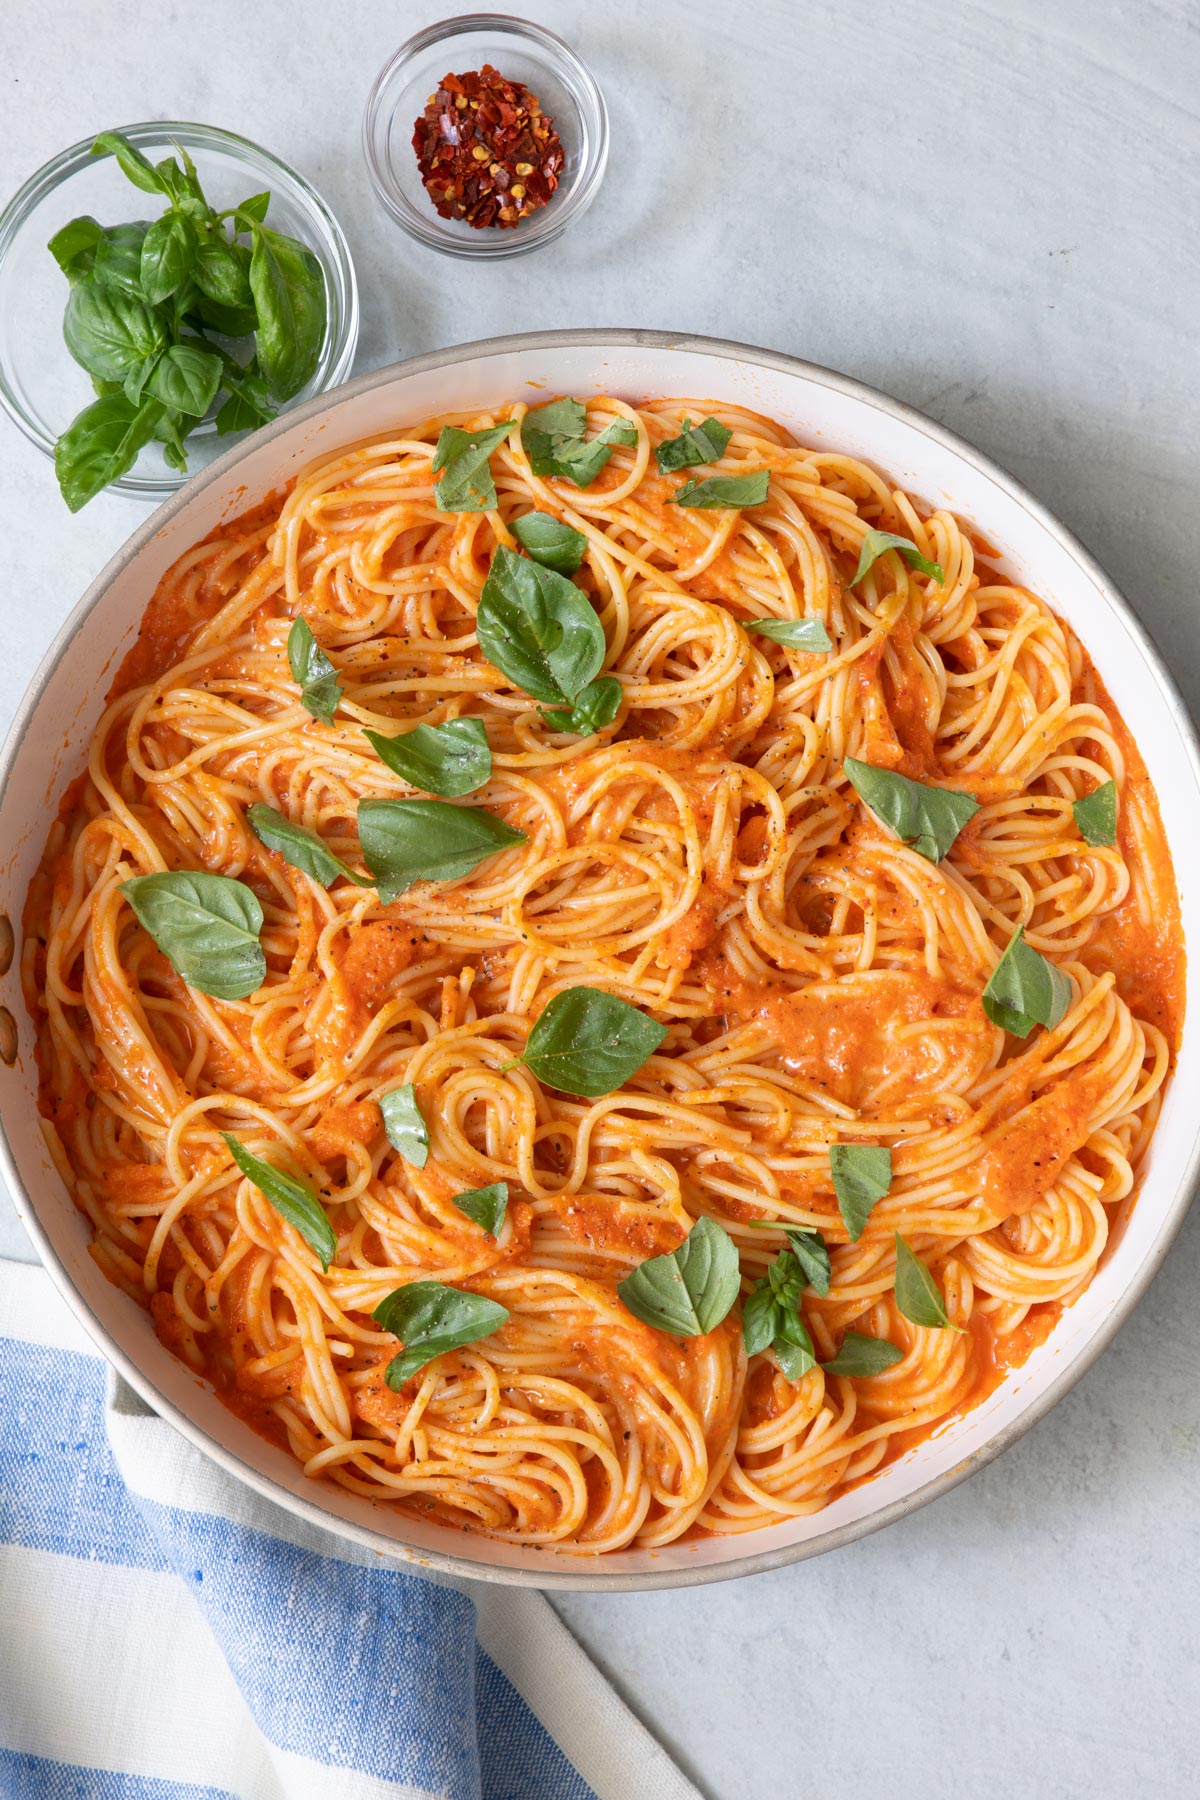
[{"left": 2, "top": 3, "right": 1198, "bottom": 1795}]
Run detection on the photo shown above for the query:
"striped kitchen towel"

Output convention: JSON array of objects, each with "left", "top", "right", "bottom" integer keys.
[{"left": 0, "top": 1258, "right": 700, "bottom": 1800}]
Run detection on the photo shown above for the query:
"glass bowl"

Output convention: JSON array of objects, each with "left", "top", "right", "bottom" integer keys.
[
  {"left": 363, "top": 14, "right": 608, "bottom": 260},
  {"left": 0, "top": 121, "right": 359, "bottom": 499}
]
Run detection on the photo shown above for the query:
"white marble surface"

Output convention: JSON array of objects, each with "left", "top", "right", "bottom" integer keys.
[{"left": 2, "top": 2, "right": 1199, "bottom": 1795}]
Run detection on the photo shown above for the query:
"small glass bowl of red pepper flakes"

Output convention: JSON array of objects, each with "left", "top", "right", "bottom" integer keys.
[{"left": 363, "top": 15, "right": 608, "bottom": 260}]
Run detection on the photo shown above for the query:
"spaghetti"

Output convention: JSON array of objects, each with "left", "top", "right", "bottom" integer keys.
[{"left": 23, "top": 397, "right": 1184, "bottom": 1552}]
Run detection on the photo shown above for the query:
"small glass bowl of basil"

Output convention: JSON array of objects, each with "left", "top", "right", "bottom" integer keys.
[{"left": 0, "top": 121, "right": 359, "bottom": 503}]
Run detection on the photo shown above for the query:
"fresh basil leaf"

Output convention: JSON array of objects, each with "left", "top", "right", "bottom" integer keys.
[
  {"left": 617, "top": 1216, "right": 741, "bottom": 1337},
  {"left": 92, "top": 222, "right": 151, "bottom": 297},
  {"left": 850, "top": 529, "right": 943, "bottom": 587},
  {"left": 91, "top": 131, "right": 163, "bottom": 195},
  {"left": 821, "top": 1330, "right": 904, "bottom": 1377},
  {"left": 247, "top": 221, "right": 326, "bottom": 400},
  {"left": 452, "top": 1182, "right": 508, "bottom": 1236},
  {"left": 191, "top": 290, "right": 260, "bottom": 338},
  {"left": 379, "top": 1084, "right": 429, "bottom": 1168},
  {"left": 48, "top": 214, "right": 103, "bottom": 282},
  {"left": 63, "top": 279, "right": 165, "bottom": 381},
  {"left": 510, "top": 511, "right": 587, "bottom": 573},
  {"left": 247, "top": 802, "right": 368, "bottom": 888},
  {"left": 844, "top": 758, "right": 979, "bottom": 864},
  {"left": 539, "top": 675, "right": 622, "bottom": 736},
  {"left": 521, "top": 399, "right": 638, "bottom": 489},
  {"left": 669, "top": 471, "right": 770, "bottom": 509},
  {"left": 53, "top": 393, "right": 162, "bottom": 511},
  {"left": 520, "top": 985, "right": 666, "bottom": 1097},
  {"left": 364, "top": 717, "right": 491, "bottom": 798},
  {"left": 830, "top": 1144, "right": 892, "bottom": 1241},
  {"left": 748, "top": 617, "right": 833, "bottom": 652},
  {"left": 522, "top": 397, "right": 586, "bottom": 439},
  {"left": 981, "top": 927, "right": 1072, "bottom": 1038},
  {"left": 431, "top": 421, "right": 513, "bottom": 512},
  {"left": 476, "top": 544, "right": 605, "bottom": 706},
  {"left": 894, "top": 1234, "right": 961, "bottom": 1331},
  {"left": 741, "top": 1283, "right": 781, "bottom": 1356},
  {"left": 215, "top": 360, "right": 275, "bottom": 435},
  {"left": 287, "top": 617, "right": 343, "bottom": 723},
  {"left": 530, "top": 419, "right": 638, "bottom": 489},
  {"left": 236, "top": 191, "right": 271, "bottom": 225},
  {"left": 221, "top": 1133, "right": 335, "bottom": 1271},
  {"left": 357, "top": 799, "right": 526, "bottom": 904},
  {"left": 1073, "top": 780, "right": 1117, "bottom": 848},
  {"left": 138, "top": 212, "right": 197, "bottom": 304},
  {"left": 146, "top": 343, "right": 223, "bottom": 419},
  {"left": 785, "top": 1228, "right": 832, "bottom": 1298},
  {"left": 120, "top": 869, "right": 265, "bottom": 1000},
  {"left": 372, "top": 1280, "right": 510, "bottom": 1389},
  {"left": 194, "top": 235, "right": 253, "bottom": 308},
  {"left": 654, "top": 416, "right": 732, "bottom": 473},
  {"left": 775, "top": 1333, "right": 818, "bottom": 1382}
]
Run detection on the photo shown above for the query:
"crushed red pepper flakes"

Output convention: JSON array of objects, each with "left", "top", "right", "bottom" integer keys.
[{"left": 412, "top": 64, "right": 566, "bottom": 230}]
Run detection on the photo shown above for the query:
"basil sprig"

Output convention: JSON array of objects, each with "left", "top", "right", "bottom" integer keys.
[
  {"left": 893, "top": 1234, "right": 961, "bottom": 1331},
  {"left": 288, "top": 618, "right": 343, "bottom": 723},
  {"left": 364, "top": 717, "right": 491, "bottom": 797},
  {"left": 742, "top": 1249, "right": 817, "bottom": 1381},
  {"left": 431, "top": 421, "right": 513, "bottom": 512},
  {"left": 654, "top": 416, "right": 731, "bottom": 474},
  {"left": 518, "top": 986, "right": 666, "bottom": 1097},
  {"left": 120, "top": 870, "right": 265, "bottom": 1000},
  {"left": 380, "top": 1084, "right": 429, "bottom": 1168},
  {"left": 521, "top": 398, "right": 638, "bottom": 489},
  {"left": 540, "top": 675, "right": 622, "bottom": 736},
  {"left": 222, "top": 1133, "right": 336, "bottom": 1270},
  {"left": 50, "top": 131, "right": 326, "bottom": 508},
  {"left": 830, "top": 1144, "right": 893, "bottom": 1241},
  {"left": 476, "top": 544, "right": 605, "bottom": 707},
  {"left": 669, "top": 471, "right": 770, "bottom": 510},
  {"left": 372, "top": 1281, "right": 510, "bottom": 1389},
  {"left": 981, "top": 928, "right": 1072, "bottom": 1038},
  {"left": 510, "top": 511, "right": 587, "bottom": 573},
  {"left": 357, "top": 799, "right": 526, "bottom": 904},
  {"left": 748, "top": 617, "right": 833, "bottom": 652},
  {"left": 1073, "top": 780, "right": 1117, "bottom": 847},
  {"left": 747, "top": 1223, "right": 833, "bottom": 1296},
  {"left": 821, "top": 1330, "right": 904, "bottom": 1377},
  {"left": 248, "top": 803, "right": 369, "bottom": 888},
  {"left": 617, "top": 1216, "right": 741, "bottom": 1337},
  {"left": 844, "top": 758, "right": 980, "bottom": 864},
  {"left": 452, "top": 1182, "right": 508, "bottom": 1236},
  {"left": 850, "top": 529, "right": 943, "bottom": 587}
]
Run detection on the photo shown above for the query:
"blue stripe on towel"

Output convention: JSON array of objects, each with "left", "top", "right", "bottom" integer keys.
[
  {"left": 0, "top": 1749, "right": 237, "bottom": 1800},
  {"left": 0, "top": 1339, "right": 166, "bottom": 1568},
  {"left": 476, "top": 1656, "right": 595, "bottom": 1800}
]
